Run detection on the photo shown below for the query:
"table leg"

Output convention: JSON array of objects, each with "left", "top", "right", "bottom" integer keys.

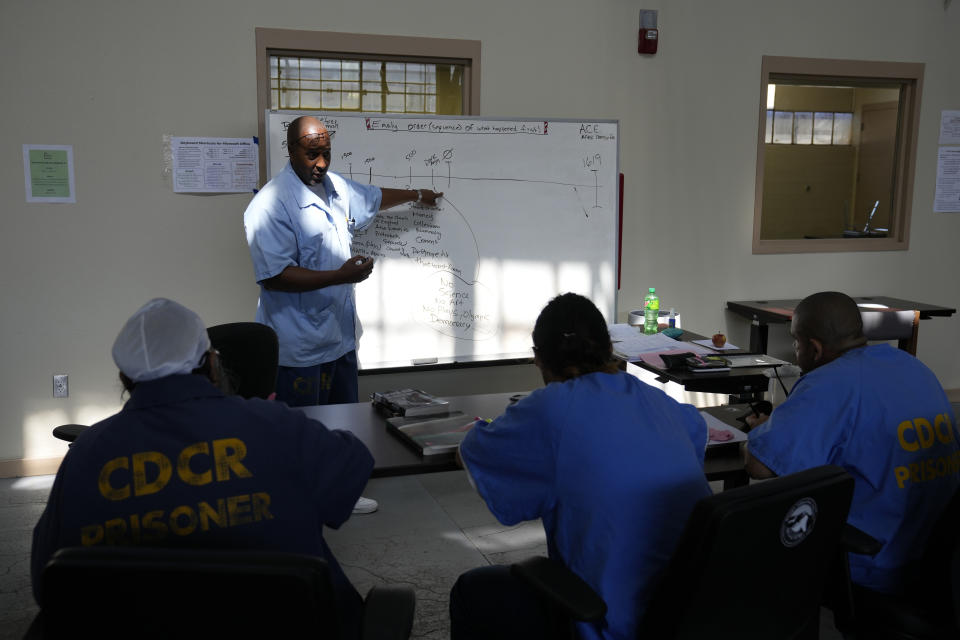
[
  {"left": 723, "top": 470, "right": 750, "bottom": 490},
  {"left": 749, "top": 319, "right": 769, "bottom": 354}
]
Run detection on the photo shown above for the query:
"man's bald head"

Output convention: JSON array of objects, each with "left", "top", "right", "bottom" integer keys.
[
  {"left": 286, "top": 116, "right": 328, "bottom": 150},
  {"left": 286, "top": 116, "right": 331, "bottom": 186},
  {"left": 791, "top": 292, "right": 867, "bottom": 371}
]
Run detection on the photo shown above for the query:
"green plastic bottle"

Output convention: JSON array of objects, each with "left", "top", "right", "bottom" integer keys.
[{"left": 643, "top": 287, "right": 660, "bottom": 334}]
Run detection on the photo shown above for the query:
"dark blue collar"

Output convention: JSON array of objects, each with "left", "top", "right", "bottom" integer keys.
[{"left": 124, "top": 374, "right": 224, "bottom": 411}]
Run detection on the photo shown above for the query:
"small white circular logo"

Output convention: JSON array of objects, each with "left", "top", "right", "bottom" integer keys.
[{"left": 780, "top": 497, "right": 818, "bottom": 547}]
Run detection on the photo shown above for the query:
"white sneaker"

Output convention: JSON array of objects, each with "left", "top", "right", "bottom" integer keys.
[{"left": 353, "top": 496, "right": 378, "bottom": 514}]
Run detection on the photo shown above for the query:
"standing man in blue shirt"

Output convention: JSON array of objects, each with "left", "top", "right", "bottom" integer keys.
[
  {"left": 746, "top": 291, "right": 959, "bottom": 599},
  {"left": 244, "top": 116, "right": 442, "bottom": 513}
]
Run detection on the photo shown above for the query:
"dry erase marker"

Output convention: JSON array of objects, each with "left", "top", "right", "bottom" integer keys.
[{"left": 412, "top": 357, "right": 438, "bottom": 365}]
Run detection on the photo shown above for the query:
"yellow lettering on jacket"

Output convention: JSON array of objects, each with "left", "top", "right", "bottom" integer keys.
[
  {"left": 78, "top": 492, "right": 272, "bottom": 546},
  {"left": 169, "top": 505, "right": 198, "bottom": 536},
  {"left": 914, "top": 419, "right": 935, "bottom": 449},
  {"left": 213, "top": 438, "right": 252, "bottom": 482},
  {"left": 198, "top": 498, "right": 227, "bottom": 531},
  {"left": 934, "top": 414, "right": 954, "bottom": 445},
  {"left": 80, "top": 524, "right": 103, "bottom": 546},
  {"left": 897, "top": 420, "right": 919, "bottom": 452},
  {"left": 132, "top": 451, "right": 172, "bottom": 497},
  {"left": 227, "top": 494, "right": 252, "bottom": 526},
  {"left": 177, "top": 442, "right": 212, "bottom": 486},
  {"left": 142, "top": 510, "right": 169, "bottom": 542},
  {"left": 252, "top": 492, "right": 274, "bottom": 522},
  {"left": 95, "top": 438, "right": 253, "bottom": 502},
  {"left": 98, "top": 457, "right": 131, "bottom": 501}
]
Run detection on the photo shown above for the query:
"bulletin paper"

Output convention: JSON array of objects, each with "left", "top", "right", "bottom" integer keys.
[{"left": 172, "top": 137, "right": 258, "bottom": 193}]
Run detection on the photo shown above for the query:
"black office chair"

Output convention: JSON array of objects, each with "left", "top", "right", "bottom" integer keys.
[
  {"left": 207, "top": 321, "right": 279, "bottom": 399},
  {"left": 51, "top": 322, "right": 280, "bottom": 444},
  {"left": 512, "top": 465, "right": 855, "bottom": 639},
  {"left": 29, "top": 546, "right": 415, "bottom": 639},
  {"left": 835, "top": 486, "right": 960, "bottom": 639}
]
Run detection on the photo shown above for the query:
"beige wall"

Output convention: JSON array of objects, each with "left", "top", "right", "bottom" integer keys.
[
  {"left": 762, "top": 145, "right": 857, "bottom": 238},
  {"left": 774, "top": 86, "right": 855, "bottom": 112},
  {"left": 1, "top": 0, "right": 958, "bottom": 465}
]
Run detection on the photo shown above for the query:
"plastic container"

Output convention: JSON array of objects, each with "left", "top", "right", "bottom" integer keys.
[{"left": 643, "top": 288, "right": 660, "bottom": 334}]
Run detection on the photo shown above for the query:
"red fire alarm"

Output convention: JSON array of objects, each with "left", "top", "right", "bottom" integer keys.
[{"left": 638, "top": 10, "right": 658, "bottom": 55}]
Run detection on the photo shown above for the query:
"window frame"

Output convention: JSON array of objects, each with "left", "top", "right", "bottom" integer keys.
[
  {"left": 752, "top": 56, "right": 924, "bottom": 254},
  {"left": 255, "top": 28, "right": 481, "bottom": 185}
]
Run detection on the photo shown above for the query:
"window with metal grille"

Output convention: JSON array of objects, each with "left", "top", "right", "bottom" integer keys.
[
  {"left": 269, "top": 55, "right": 465, "bottom": 115},
  {"left": 255, "top": 29, "right": 480, "bottom": 181}
]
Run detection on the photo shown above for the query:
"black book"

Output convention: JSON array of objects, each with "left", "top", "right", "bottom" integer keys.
[{"left": 372, "top": 388, "right": 450, "bottom": 417}]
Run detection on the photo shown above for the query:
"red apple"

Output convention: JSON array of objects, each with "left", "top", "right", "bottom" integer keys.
[{"left": 712, "top": 333, "right": 727, "bottom": 348}]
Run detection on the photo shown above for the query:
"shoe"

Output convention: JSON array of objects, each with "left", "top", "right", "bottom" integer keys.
[{"left": 353, "top": 496, "right": 378, "bottom": 514}]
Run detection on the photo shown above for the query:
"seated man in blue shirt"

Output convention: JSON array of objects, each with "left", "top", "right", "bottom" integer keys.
[
  {"left": 746, "top": 291, "right": 959, "bottom": 598},
  {"left": 32, "top": 298, "right": 375, "bottom": 638},
  {"left": 450, "top": 293, "right": 712, "bottom": 640}
]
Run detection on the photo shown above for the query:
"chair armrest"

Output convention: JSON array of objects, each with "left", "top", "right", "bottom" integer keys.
[
  {"left": 361, "top": 584, "right": 415, "bottom": 640},
  {"left": 510, "top": 556, "right": 607, "bottom": 622},
  {"left": 52, "top": 424, "right": 89, "bottom": 443},
  {"left": 842, "top": 523, "right": 883, "bottom": 556}
]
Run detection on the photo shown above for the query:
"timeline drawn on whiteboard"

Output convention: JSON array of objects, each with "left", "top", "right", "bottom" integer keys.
[
  {"left": 346, "top": 160, "right": 604, "bottom": 342},
  {"left": 266, "top": 112, "right": 619, "bottom": 368}
]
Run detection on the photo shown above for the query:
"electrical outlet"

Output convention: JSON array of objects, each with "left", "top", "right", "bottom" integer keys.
[{"left": 53, "top": 374, "right": 69, "bottom": 398}]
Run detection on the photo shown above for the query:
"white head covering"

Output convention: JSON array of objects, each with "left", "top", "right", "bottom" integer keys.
[{"left": 111, "top": 298, "right": 210, "bottom": 383}]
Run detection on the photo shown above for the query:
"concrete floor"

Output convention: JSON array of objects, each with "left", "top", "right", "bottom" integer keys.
[{"left": 0, "top": 471, "right": 846, "bottom": 639}]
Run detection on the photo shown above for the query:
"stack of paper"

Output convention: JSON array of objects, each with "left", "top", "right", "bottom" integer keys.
[{"left": 608, "top": 324, "right": 709, "bottom": 360}]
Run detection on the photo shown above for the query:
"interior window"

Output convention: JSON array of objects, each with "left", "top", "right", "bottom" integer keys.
[{"left": 752, "top": 56, "right": 923, "bottom": 253}]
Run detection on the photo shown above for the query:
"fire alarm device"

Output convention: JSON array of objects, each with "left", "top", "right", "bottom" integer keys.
[{"left": 638, "top": 10, "right": 658, "bottom": 55}]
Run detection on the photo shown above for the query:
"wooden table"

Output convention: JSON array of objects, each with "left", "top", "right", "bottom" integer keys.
[
  {"left": 298, "top": 392, "right": 749, "bottom": 489},
  {"left": 727, "top": 296, "right": 956, "bottom": 354}
]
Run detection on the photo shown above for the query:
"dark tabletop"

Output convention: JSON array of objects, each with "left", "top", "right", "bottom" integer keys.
[
  {"left": 298, "top": 391, "right": 748, "bottom": 487},
  {"left": 727, "top": 296, "right": 957, "bottom": 324}
]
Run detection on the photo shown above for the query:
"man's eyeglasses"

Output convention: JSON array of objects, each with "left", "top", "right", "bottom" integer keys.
[{"left": 197, "top": 348, "right": 220, "bottom": 369}]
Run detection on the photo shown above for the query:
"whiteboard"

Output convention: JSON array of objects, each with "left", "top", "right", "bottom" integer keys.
[{"left": 266, "top": 111, "right": 619, "bottom": 369}]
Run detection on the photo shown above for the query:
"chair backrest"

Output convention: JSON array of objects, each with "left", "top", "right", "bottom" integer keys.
[
  {"left": 860, "top": 309, "right": 920, "bottom": 355},
  {"left": 38, "top": 546, "right": 340, "bottom": 637},
  {"left": 905, "top": 485, "right": 960, "bottom": 611},
  {"left": 207, "top": 322, "right": 279, "bottom": 399},
  {"left": 637, "top": 465, "right": 855, "bottom": 640}
]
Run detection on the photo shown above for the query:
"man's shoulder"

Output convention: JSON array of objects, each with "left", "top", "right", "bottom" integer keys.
[
  {"left": 840, "top": 343, "right": 937, "bottom": 381},
  {"left": 247, "top": 167, "right": 301, "bottom": 209}
]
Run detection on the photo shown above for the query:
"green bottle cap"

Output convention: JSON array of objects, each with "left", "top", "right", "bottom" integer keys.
[{"left": 649, "top": 287, "right": 655, "bottom": 293}]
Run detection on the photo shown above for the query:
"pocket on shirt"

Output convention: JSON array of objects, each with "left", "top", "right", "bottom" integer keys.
[
  {"left": 298, "top": 229, "right": 330, "bottom": 271},
  {"left": 297, "top": 209, "right": 336, "bottom": 270}
]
